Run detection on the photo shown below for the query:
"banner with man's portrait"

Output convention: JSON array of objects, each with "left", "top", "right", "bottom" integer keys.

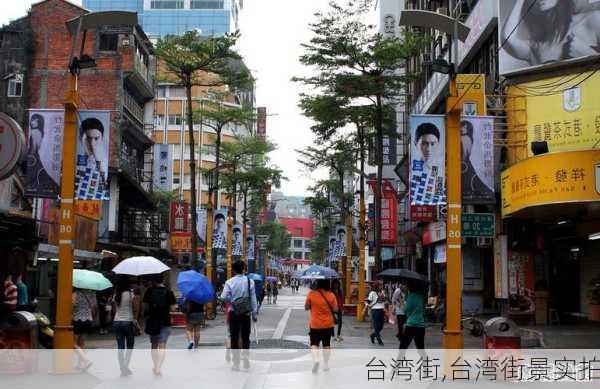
[
  {"left": 246, "top": 234, "right": 255, "bottom": 261},
  {"left": 25, "top": 110, "right": 64, "bottom": 198},
  {"left": 212, "top": 209, "right": 228, "bottom": 249},
  {"left": 333, "top": 224, "right": 347, "bottom": 257},
  {"left": 461, "top": 116, "right": 495, "bottom": 203},
  {"left": 499, "top": 0, "right": 600, "bottom": 75},
  {"left": 75, "top": 110, "right": 110, "bottom": 200},
  {"left": 232, "top": 223, "right": 243, "bottom": 256},
  {"left": 409, "top": 115, "right": 446, "bottom": 206}
]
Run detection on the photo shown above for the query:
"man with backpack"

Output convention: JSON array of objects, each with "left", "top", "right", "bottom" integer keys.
[
  {"left": 143, "top": 274, "right": 176, "bottom": 377},
  {"left": 220, "top": 260, "right": 257, "bottom": 371}
]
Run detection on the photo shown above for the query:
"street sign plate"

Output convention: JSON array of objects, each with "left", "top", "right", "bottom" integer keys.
[{"left": 462, "top": 213, "right": 495, "bottom": 238}]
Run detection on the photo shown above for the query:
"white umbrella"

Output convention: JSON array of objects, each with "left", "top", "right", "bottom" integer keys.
[{"left": 112, "top": 256, "right": 170, "bottom": 276}]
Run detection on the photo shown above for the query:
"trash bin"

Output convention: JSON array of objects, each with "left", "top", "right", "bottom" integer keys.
[
  {"left": 0, "top": 311, "right": 39, "bottom": 374},
  {"left": 483, "top": 317, "right": 521, "bottom": 349}
]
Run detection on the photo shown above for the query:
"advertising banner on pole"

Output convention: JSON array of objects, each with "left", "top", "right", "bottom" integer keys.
[
  {"left": 409, "top": 115, "right": 446, "bottom": 205},
  {"left": 170, "top": 201, "right": 189, "bottom": 233},
  {"left": 247, "top": 234, "right": 255, "bottom": 261},
  {"left": 25, "top": 110, "right": 64, "bottom": 198},
  {"left": 232, "top": 223, "right": 243, "bottom": 256},
  {"left": 153, "top": 144, "right": 172, "bottom": 192},
  {"left": 212, "top": 209, "right": 227, "bottom": 249},
  {"left": 498, "top": 0, "right": 600, "bottom": 75},
  {"left": 460, "top": 116, "right": 495, "bottom": 203},
  {"left": 333, "top": 224, "right": 347, "bottom": 257},
  {"left": 196, "top": 208, "right": 207, "bottom": 243},
  {"left": 75, "top": 110, "right": 110, "bottom": 200}
]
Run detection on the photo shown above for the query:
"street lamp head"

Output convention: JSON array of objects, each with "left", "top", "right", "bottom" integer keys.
[{"left": 430, "top": 57, "right": 454, "bottom": 75}]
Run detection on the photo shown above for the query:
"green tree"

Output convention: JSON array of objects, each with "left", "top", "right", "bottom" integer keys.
[
  {"left": 194, "top": 92, "right": 256, "bottom": 211},
  {"left": 154, "top": 30, "right": 252, "bottom": 266},
  {"left": 294, "top": 0, "right": 425, "bottom": 271},
  {"left": 255, "top": 221, "right": 291, "bottom": 259}
]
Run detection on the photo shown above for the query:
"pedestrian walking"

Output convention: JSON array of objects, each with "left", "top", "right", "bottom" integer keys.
[
  {"left": 272, "top": 282, "right": 278, "bottom": 304},
  {"left": 72, "top": 288, "right": 96, "bottom": 371},
  {"left": 15, "top": 274, "right": 29, "bottom": 311},
  {"left": 392, "top": 284, "right": 407, "bottom": 341},
  {"left": 332, "top": 279, "right": 344, "bottom": 342},
  {"left": 98, "top": 291, "right": 112, "bottom": 335},
  {"left": 363, "top": 284, "right": 386, "bottom": 346},
  {"left": 305, "top": 278, "right": 338, "bottom": 373},
  {"left": 183, "top": 298, "right": 204, "bottom": 349},
  {"left": 220, "top": 260, "right": 258, "bottom": 371},
  {"left": 398, "top": 282, "right": 427, "bottom": 359},
  {"left": 112, "top": 276, "right": 140, "bottom": 376},
  {"left": 265, "top": 282, "right": 272, "bottom": 304},
  {"left": 143, "top": 274, "right": 176, "bottom": 378}
]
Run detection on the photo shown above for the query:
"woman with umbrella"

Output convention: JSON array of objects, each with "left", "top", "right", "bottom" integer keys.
[{"left": 176, "top": 270, "right": 214, "bottom": 350}]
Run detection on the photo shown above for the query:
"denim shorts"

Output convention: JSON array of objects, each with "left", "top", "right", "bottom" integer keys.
[{"left": 150, "top": 326, "right": 171, "bottom": 345}]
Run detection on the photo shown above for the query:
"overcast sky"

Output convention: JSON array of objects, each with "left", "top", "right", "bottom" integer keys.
[{"left": 2, "top": 0, "right": 375, "bottom": 197}]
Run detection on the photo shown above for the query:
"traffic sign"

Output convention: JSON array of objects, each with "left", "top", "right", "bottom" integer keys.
[{"left": 462, "top": 213, "right": 494, "bottom": 237}]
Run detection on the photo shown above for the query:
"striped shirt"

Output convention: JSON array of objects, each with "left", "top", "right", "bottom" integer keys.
[{"left": 3, "top": 281, "right": 17, "bottom": 311}]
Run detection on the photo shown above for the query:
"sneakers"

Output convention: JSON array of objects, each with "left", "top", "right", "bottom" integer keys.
[{"left": 187, "top": 342, "right": 194, "bottom": 350}]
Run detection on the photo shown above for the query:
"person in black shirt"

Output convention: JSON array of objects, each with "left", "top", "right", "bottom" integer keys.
[
  {"left": 184, "top": 298, "right": 204, "bottom": 349},
  {"left": 142, "top": 274, "right": 176, "bottom": 378}
]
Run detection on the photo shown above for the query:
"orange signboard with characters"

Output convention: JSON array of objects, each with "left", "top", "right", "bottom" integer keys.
[
  {"left": 170, "top": 232, "right": 192, "bottom": 253},
  {"left": 74, "top": 200, "right": 102, "bottom": 220}
]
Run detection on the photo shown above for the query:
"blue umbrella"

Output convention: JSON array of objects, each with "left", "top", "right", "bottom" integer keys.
[
  {"left": 177, "top": 270, "right": 215, "bottom": 304},
  {"left": 300, "top": 265, "right": 339, "bottom": 280}
]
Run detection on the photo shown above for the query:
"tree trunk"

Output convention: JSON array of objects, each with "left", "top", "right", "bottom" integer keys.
[
  {"left": 186, "top": 79, "right": 199, "bottom": 267},
  {"left": 374, "top": 94, "right": 383, "bottom": 274}
]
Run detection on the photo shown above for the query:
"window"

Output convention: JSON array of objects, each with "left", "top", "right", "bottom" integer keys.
[
  {"left": 190, "top": 0, "right": 224, "bottom": 9},
  {"left": 293, "top": 252, "right": 303, "bottom": 260},
  {"left": 150, "top": 0, "right": 184, "bottom": 9},
  {"left": 173, "top": 172, "right": 181, "bottom": 188},
  {"left": 154, "top": 114, "right": 165, "bottom": 127},
  {"left": 172, "top": 144, "right": 182, "bottom": 160},
  {"left": 168, "top": 86, "right": 186, "bottom": 98},
  {"left": 99, "top": 33, "right": 119, "bottom": 51},
  {"left": 7, "top": 74, "right": 22, "bottom": 97},
  {"left": 202, "top": 143, "right": 216, "bottom": 156},
  {"left": 156, "top": 86, "right": 167, "bottom": 98},
  {"left": 183, "top": 173, "right": 191, "bottom": 189},
  {"left": 293, "top": 239, "right": 303, "bottom": 249},
  {"left": 168, "top": 114, "right": 183, "bottom": 126}
]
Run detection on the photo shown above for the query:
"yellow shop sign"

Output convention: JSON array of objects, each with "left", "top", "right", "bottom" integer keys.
[{"left": 501, "top": 150, "right": 600, "bottom": 217}]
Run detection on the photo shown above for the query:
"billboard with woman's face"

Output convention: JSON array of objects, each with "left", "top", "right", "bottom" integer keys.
[{"left": 499, "top": 0, "right": 600, "bottom": 75}]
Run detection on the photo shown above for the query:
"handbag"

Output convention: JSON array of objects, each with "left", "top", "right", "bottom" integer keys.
[
  {"left": 231, "top": 276, "right": 252, "bottom": 315},
  {"left": 132, "top": 320, "right": 142, "bottom": 336},
  {"left": 317, "top": 290, "right": 338, "bottom": 325}
]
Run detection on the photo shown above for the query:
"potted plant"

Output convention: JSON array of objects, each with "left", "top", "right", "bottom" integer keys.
[{"left": 587, "top": 276, "right": 600, "bottom": 322}]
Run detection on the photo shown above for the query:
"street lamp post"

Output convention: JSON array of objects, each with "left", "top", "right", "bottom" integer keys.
[{"left": 398, "top": 9, "right": 471, "bottom": 350}]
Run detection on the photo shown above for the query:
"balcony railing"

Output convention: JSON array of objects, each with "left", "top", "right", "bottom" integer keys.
[
  {"left": 123, "top": 90, "right": 144, "bottom": 126},
  {"left": 134, "top": 54, "right": 154, "bottom": 90}
]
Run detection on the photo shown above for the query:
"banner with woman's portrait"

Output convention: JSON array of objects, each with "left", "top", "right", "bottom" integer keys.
[
  {"left": 25, "top": 110, "right": 64, "bottom": 198},
  {"left": 75, "top": 111, "right": 111, "bottom": 200},
  {"left": 409, "top": 115, "right": 446, "bottom": 206},
  {"left": 499, "top": 0, "right": 600, "bottom": 75}
]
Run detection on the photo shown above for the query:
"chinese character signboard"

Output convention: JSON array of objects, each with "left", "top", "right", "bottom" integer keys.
[
  {"left": 410, "top": 204, "right": 435, "bottom": 222},
  {"left": 171, "top": 232, "right": 192, "bottom": 253},
  {"left": 494, "top": 235, "right": 509, "bottom": 299},
  {"left": 410, "top": 115, "right": 446, "bottom": 205},
  {"left": 382, "top": 135, "right": 397, "bottom": 166},
  {"left": 74, "top": 200, "right": 102, "bottom": 221},
  {"left": 460, "top": 116, "right": 495, "bottom": 203},
  {"left": 153, "top": 144, "right": 172, "bottom": 192},
  {"left": 422, "top": 221, "right": 446, "bottom": 246},
  {"left": 24, "top": 110, "right": 64, "bottom": 198},
  {"left": 507, "top": 70, "right": 600, "bottom": 156},
  {"left": 501, "top": 150, "right": 600, "bottom": 217},
  {"left": 381, "top": 181, "right": 397, "bottom": 245},
  {"left": 462, "top": 213, "right": 495, "bottom": 238},
  {"left": 170, "top": 201, "right": 189, "bottom": 232},
  {"left": 257, "top": 107, "right": 266, "bottom": 138},
  {"left": 75, "top": 110, "right": 110, "bottom": 200}
]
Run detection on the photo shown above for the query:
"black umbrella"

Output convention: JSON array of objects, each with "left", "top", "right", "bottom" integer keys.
[{"left": 376, "top": 268, "right": 428, "bottom": 283}]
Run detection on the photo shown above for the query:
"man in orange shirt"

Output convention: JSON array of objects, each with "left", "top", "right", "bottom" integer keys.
[{"left": 305, "top": 279, "right": 338, "bottom": 373}]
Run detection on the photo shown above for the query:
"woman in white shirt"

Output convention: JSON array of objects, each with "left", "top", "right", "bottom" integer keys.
[
  {"left": 112, "top": 276, "right": 140, "bottom": 376},
  {"left": 392, "top": 285, "right": 407, "bottom": 341},
  {"left": 363, "top": 284, "right": 386, "bottom": 346}
]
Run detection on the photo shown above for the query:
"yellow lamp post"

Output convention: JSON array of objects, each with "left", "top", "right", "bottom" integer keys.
[
  {"left": 345, "top": 214, "right": 352, "bottom": 306},
  {"left": 357, "top": 197, "right": 366, "bottom": 321}
]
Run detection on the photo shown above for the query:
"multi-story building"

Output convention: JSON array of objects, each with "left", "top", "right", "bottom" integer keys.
[
  {"left": 398, "top": 0, "right": 600, "bottom": 324},
  {"left": 279, "top": 217, "right": 314, "bottom": 261},
  {"left": 82, "top": 0, "right": 243, "bottom": 39},
  {"left": 270, "top": 191, "right": 312, "bottom": 219}
]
